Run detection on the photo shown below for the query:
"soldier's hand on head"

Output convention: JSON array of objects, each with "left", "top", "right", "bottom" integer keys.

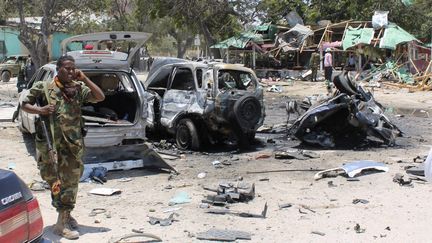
[
  {"left": 74, "top": 69, "right": 86, "bottom": 81},
  {"left": 39, "top": 105, "right": 55, "bottom": 115}
]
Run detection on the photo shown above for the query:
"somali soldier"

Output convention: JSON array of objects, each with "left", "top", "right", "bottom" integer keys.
[
  {"left": 21, "top": 55, "right": 104, "bottom": 240},
  {"left": 309, "top": 49, "right": 320, "bottom": 82}
]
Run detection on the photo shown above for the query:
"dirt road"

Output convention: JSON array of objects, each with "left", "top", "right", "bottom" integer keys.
[{"left": 1, "top": 79, "right": 432, "bottom": 242}]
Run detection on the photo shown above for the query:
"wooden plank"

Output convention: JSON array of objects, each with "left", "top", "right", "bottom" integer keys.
[
  {"left": 317, "top": 23, "right": 330, "bottom": 49},
  {"left": 373, "top": 28, "right": 383, "bottom": 47},
  {"left": 341, "top": 21, "right": 351, "bottom": 43}
]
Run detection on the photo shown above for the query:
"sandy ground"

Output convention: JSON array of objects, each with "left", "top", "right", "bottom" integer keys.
[{"left": 1, "top": 78, "right": 432, "bottom": 243}]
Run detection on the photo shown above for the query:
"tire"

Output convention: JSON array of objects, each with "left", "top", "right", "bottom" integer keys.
[
  {"left": 175, "top": 118, "right": 200, "bottom": 150},
  {"left": 2, "top": 71, "right": 11, "bottom": 82},
  {"left": 333, "top": 72, "right": 357, "bottom": 95},
  {"left": 233, "top": 95, "right": 261, "bottom": 131}
]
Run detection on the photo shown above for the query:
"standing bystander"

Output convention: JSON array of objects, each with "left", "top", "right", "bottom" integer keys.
[
  {"left": 324, "top": 48, "right": 333, "bottom": 91},
  {"left": 20, "top": 55, "right": 105, "bottom": 240},
  {"left": 309, "top": 49, "right": 320, "bottom": 82}
]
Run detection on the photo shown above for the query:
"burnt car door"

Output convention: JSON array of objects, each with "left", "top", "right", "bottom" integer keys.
[{"left": 160, "top": 67, "right": 197, "bottom": 127}]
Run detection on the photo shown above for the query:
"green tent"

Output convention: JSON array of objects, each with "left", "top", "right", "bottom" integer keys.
[
  {"left": 342, "top": 26, "right": 374, "bottom": 50},
  {"left": 379, "top": 23, "right": 418, "bottom": 50},
  {"left": 210, "top": 31, "right": 264, "bottom": 49}
]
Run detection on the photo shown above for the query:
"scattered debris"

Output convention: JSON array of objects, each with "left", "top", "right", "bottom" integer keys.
[
  {"left": 278, "top": 203, "right": 292, "bottom": 209},
  {"left": 80, "top": 166, "right": 108, "bottom": 183},
  {"left": 118, "top": 177, "right": 132, "bottom": 182},
  {"left": 393, "top": 173, "right": 413, "bottom": 187},
  {"left": 266, "top": 85, "right": 283, "bottom": 93},
  {"left": 148, "top": 213, "right": 178, "bottom": 226},
  {"left": 169, "top": 191, "right": 191, "bottom": 206},
  {"left": 206, "top": 203, "right": 267, "bottom": 218},
  {"left": 162, "top": 207, "right": 182, "bottom": 213},
  {"left": 327, "top": 181, "right": 337, "bottom": 187},
  {"left": 274, "top": 149, "right": 320, "bottom": 160},
  {"left": 385, "top": 226, "right": 391, "bottom": 231},
  {"left": 203, "top": 182, "right": 255, "bottom": 205},
  {"left": 29, "top": 180, "right": 50, "bottom": 191},
  {"left": 108, "top": 233, "right": 162, "bottom": 243},
  {"left": 311, "top": 231, "right": 326, "bottom": 236},
  {"left": 300, "top": 204, "right": 316, "bottom": 213},
  {"left": 314, "top": 161, "right": 389, "bottom": 180},
  {"left": 197, "top": 172, "right": 207, "bottom": 179},
  {"left": 88, "top": 188, "right": 121, "bottom": 196},
  {"left": 259, "top": 177, "right": 270, "bottom": 181},
  {"left": 255, "top": 153, "right": 272, "bottom": 160},
  {"left": 352, "top": 199, "right": 369, "bottom": 204},
  {"left": 7, "top": 162, "right": 16, "bottom": 170},
  {"left": 89, "top": 208, "right": 107, "bottom": 217},
  {"left": 247, "top": 168, "right": 323, "bottom": 175},
  {"left": 405, "top": 165, "right": 424, "bottom": 176},
  {"left": 354, "top": 223, "right": 366, "bottom": 233},
  {"left": 196, "top": 229, "right": 251, "bottom": 241}
]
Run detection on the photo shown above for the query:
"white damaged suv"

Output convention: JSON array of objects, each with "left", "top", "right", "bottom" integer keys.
[{"left": 16, "top": 32, "right": 171, "bottom": 171}]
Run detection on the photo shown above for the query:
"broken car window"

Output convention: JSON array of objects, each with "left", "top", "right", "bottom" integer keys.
[
  {"left": 147, "top": 66, "right": 172, "bottom": 88},
  {"left": 171, "top": 67, "right": 194, "bottom": 91},
  {"left": 218, "top": 70, "right": 255, "bottom": 91}
]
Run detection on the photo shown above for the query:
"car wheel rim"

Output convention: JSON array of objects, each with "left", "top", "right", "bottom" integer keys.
[{"left": 177, "top": 125, "right": 190, "bottom": 148}]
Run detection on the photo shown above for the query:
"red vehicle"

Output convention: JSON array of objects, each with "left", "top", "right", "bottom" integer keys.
[{"left": 0, "top": 169, "right": 44, "bottom": 242}]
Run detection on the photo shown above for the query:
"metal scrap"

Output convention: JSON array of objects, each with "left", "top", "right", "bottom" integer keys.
[
  {"left": 206, "top": 202, "right": 267, "bottom": 218},
  {"left": 148, "top": 213, "right": 178, "bottom": 226},
  {"left": 196, "top": 229, "right": 251, "bottom": 241},
  {"left": 393, "top": 173, "right": 413, "bottom": 187},
  {"left": 203, "top": 182, "right": 255, "bottom": 205}
]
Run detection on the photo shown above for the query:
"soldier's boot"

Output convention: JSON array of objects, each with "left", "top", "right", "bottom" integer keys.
[
  {"left": 53, "top": 211, "right": 79, "bottom": 240},
  {"left": 68, "top": 214, "right": 79, "bottom": 229}
]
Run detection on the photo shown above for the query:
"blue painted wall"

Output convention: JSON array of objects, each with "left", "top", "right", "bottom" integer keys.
[
  {"left": 51, "top": 32, "right": 72, "bottom": 60},
  {"left": 0, "top": 27, "right": 27, "bottom": 60},
  {"left": 0, "top": 26, "right": 71, "bottom": 61}
]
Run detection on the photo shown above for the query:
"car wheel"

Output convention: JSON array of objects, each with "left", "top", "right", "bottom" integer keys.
[
  {"left": 2, "top": 71, "right": 11, "bottom": 82},
  {"left": 176, "top": 118, "right": 200, "bottom": 150},
  {"left": 233, "top": 95, "right": 261, "bottom": 131}
]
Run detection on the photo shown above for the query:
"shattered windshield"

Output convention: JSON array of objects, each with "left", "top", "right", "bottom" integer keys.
[{"left": 217, "top": 70, "right": 256, "bottom": 91}]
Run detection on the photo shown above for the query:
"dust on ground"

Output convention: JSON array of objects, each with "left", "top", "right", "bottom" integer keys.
[{"left": 1, "top": 78, "right": 432, "bottom": 242}]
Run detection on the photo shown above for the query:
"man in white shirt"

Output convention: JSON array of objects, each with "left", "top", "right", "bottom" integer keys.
[{"left": 324, "top": 48, "right": 333, "bottom": 92}]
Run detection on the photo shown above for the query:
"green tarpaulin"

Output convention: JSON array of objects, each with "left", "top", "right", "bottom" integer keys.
[
  {"left": 210, "top": 32, "right": 264, "bottom": 49},
  {"left": 379, "top": 23, "right": 418, "bottom": 50},
  {"left": 342, "top": 26, "right": 374, "bottom": 50}
]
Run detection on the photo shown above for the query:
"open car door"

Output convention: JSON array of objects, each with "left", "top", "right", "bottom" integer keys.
[{"left": 60, "top": 31, "right": 152, "bottom": 66}]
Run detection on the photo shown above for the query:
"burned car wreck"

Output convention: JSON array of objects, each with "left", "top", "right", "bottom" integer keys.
[
  {"left": 289, "top": 72, "right": 402, "bottom": 148},
  {"left": 145, "top": 58, "right": 265, "bottom": 150}
]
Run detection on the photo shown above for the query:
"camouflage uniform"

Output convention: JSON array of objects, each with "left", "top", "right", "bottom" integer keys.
[
  {"left": 310, "top": 52, "right": 320, "bottom": 82},
  {"left": 22, "top": 80, "right": 97, "bottom": 212}
]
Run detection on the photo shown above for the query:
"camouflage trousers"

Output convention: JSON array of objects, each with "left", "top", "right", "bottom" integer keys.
[
  {"left": 35, "top": 131, "right": 84, "bottom": 212},
  {"left": 311, "top": 67, "right": 318, "bottom": 82}
]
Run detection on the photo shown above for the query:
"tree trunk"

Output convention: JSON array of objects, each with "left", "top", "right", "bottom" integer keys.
[
  {"left": 176, "top": 36, "right": 194, "bottom": 58},
  {"left": 200, "top": 22, "right": 221, "bottom": 59}
]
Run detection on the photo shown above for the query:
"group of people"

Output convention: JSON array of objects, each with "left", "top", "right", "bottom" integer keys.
[{"left": 309, "top": 48, "right": 334, "bottom": 91}]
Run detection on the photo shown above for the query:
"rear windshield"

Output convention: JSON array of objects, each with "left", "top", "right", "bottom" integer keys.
[
  {"left": 217, "top": 69, "right": 256, "bottom": 91},
  {"left": 86, "top": 72, "right": 135, "bottom": 93}
]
